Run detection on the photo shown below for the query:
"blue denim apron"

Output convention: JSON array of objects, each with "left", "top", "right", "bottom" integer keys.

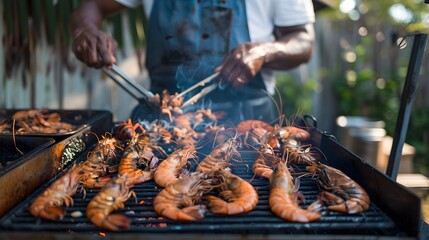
[{"left": 131, "top": 0, "right": 276, "bottom": 124}]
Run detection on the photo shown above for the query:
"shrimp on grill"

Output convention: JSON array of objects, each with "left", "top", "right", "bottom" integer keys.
[
  {"left": 268, "top": 125, "right": 311, "bottom": 145},
  {"left": 118, "top": 134, "right": 163, "bottom": 186},
  {"left": 172, "top": 127, "right": 199, "bottom": 149},
  {"left": 236, "top": 120, "right": 273, "bottom": 148},
  {"left": 307, "top": 162, "right": 370, "bottom": 214},
  {"left": 77, "top": 135, "right": 120, "bottom": 188},
  {"left": 149, "top": 121, "right": 173, "bottom": 145},
  {"left": 252, "top": 145, "right": 281, "bottom": 179},
  {"left": 112, "top": 119, "right": 145, "bottom": 143},
  {"left": 269, "top": 160, "right": 321, "bottom": 222},
  {"left": 158, "top": 90, "right": 184, "bottom": 122},
  {"left": 206, "top": 170, "right": 258, "bottom": 215},
  {"left": 196, "top": 137, "right": 240, "bottom": 172},
  {"left": 153, "top": 171, "right": 219, "bottom": 221},
  {"left": 201, "top": 125, "right": 236, "bottom": 147},
  {"left": 87, "top": 174, "right": 137, "bottom": 231},
  {"left": 154, "top": 145, "right": 197, "bottom": 187},
  {"left": 282, "top": 138, "right": 319, "bottom": 165},
  {"left": 77, "top": 158, "right": 111, "bottom": 189},
  {"left": 28, "top": 165, "right": 82, "bottom": 221},
  {"left": 174, "top": 109, "right": 226, "bottom": 133}
]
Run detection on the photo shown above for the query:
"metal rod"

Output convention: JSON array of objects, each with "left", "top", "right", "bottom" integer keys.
[
  {"left": 182, "top": 83, "right": 218, "bottom": 107},
  {"left": 102, "top": 68, "right": 141, "bottom": 101},
  {"left": 173, "top": 72, "right": 220, "bottom": 100},
  {"left": 386, "top": 33, "right": 427, "bottom": 180},
  {"left": 111, "top": 64, "right": 155, "bottom": 99}
]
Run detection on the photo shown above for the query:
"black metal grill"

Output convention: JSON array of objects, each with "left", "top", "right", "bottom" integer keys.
[{"left": 0, "top": 146, "right": 406, "bottom": 237}]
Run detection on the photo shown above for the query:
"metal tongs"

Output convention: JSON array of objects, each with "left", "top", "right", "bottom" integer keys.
[
  {"left": 102, "top": 64, "right": 160, "bottom": 107},
  {"left": 173, "top": 72, "right": 220, "bottom": 107}
]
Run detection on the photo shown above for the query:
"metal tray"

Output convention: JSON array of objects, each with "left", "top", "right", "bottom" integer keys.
[
  {"left": 0, "top": 109, "right": 113, "bottom": 141},
  {"left": 0, "top": 110, "right": 113, "bottom": 218},
  {"left": 0, "top": 136, "right": 55, "bottom": 175}
]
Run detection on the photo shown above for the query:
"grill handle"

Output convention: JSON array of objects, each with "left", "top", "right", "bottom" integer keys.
[
  {"left": 386, "top": 33, "right": 427, "bottom": 180},
  {"left": 303, "top": 114, "right": 318, "bottom": 128}
]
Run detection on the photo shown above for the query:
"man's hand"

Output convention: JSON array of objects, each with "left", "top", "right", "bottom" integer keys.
[
  {"left": 215, "top": 23, "right": 314, "bottom": 89},
  {"left": 216, "top": 42, "right": 267, "bottom": 88},
  {"left": 69, "top": 0, "right": 125, "bottom": 68},
  {"left": 72, "top": 25, "right": 117, "bottom": 68}
]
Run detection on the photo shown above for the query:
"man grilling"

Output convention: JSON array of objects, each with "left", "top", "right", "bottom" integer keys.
[{"left": 69, "top": 0, "right": 315, "bottom": 124}]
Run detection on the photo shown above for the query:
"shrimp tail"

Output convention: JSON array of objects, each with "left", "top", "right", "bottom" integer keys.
[
  {"left": 89, "top": 213, "right": 131, "bottom": 231},
  {"left": 155, "top": 204, "right": 206, "bottom": 221},
  {"left": 206, "top": 195, "right": 229, "bottom": 214},
  {"left": 269, "top": 188, "right": 321, "bottom": 222},
  {"left": 31, "top": 205, "right": 66, "bottom": 221},
  {"left": 181, "top": 205, "right": 207, "bottom": 220},
  {"left": 327, "top": 199, "right": 368, "bottom": 214}
]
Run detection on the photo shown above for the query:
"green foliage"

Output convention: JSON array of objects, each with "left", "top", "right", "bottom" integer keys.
[
  {"left": 275, "top": 73, "right": 319, "bottom": 117},
  {"left": 408, "top": 107, "right": 429, "bottom": 175},
  {"left": 327, "top": 0, "right": 429, "bottom": 176}
]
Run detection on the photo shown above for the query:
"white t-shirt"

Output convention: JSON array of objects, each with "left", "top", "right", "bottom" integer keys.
[
  {"left": 115, "top": 0, "right": 315, "bottom": 93},
  {"left": 117, "top": 0, "right": 315, "bottom": 42}
]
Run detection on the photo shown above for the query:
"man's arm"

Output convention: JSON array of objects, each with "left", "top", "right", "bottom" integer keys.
[
  {"left": 217, "top": 23, "right": 315, "bottom": 88},
  {"left": 69, "top": 0, "right": 127, "bottom": 68},
  {"left": 264, "top": 23, "right": 315, "bottom": 70}
]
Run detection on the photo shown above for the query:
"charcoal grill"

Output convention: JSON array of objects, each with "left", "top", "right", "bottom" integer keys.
[{"left": 0, "top": 117, "right": 422, "bottom": 239}]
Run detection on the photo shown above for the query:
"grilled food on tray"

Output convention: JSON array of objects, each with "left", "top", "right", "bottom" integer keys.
[{"left": 0, "top": 109, "right": 75, "bottom": 134}]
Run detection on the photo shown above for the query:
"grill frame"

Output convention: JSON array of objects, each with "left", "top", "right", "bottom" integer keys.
[{"left": 0, "top": 119, "right": 421, "bottom": 239}]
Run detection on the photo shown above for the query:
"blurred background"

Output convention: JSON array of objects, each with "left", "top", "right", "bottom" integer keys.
[{"left": 0, "top": 0, "right": 429, "bottom": 220}]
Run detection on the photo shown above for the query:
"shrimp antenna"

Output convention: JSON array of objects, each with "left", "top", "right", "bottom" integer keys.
[
  {"left": 274, "top": 87, "right": 286, "bottom": 126},
  {"left": 12, "top": 119, "right": 24, "bottom": 156},
  {"left": 86, "top": 131, "right": 100, "bottom": 143},
  {"left": 261, "top": 88, "right": 284, "bottom": 126}
]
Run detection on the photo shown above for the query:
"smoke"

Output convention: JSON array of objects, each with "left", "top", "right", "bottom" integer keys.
[{"left": 175, "top": 55, "right": 223, "bottom": 101}]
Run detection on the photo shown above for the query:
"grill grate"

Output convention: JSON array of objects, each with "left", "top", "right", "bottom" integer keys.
[{"left": 0, "top": 147, "right": 405, "bottom": 237}]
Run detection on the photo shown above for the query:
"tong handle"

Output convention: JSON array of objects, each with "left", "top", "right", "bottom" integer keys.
[
  {"left": 102, "top": 68, "right": 141, "bottom": 101},
  {"left": 173, "top": 72, "right": 220, "bottom": 101},
  {"left": 110, "top": 64, "right": 155, "bottom": 99},
  {"left": 181, "top": 83, "right": 218, "bottom": 107}
]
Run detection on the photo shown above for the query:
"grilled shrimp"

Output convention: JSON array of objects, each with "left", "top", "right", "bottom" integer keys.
[
  {"left": 282, "top": 138, "right": 319, "bottom": 165},
  {"left": 159, "top": 90, "right": 184, "bottom": 122},
  {"left": 12, "top": 110, "right": 74, "bottom": 134},
  {"left": 206, "top": 170, "right": 258, "bottom": 215},
  {"left": 78, "top": 135, "right": 119, "bottom": 188},
  {"left": 154, "top": 145, "right": 197, "bottom": 187},
  {"left": 269, "top": 161, "right": 321, "bottom": 222},
  {"left": 86, "top": 175, "right": 137, "bottom": 231},
  {"left": 118, "top": 134, "right": 161, "bottom": 186},
  {"left": 28, "top": 165, "right": 82, "bottom": 221},
  {"left": 252, "top": 145, "right": 281, "bottom": 179},
  {"left": 113, "top": 119, "right": 145, "bottom": 142},
  {"left": 174, "top": 109, "right": 225, "bottom": 132},
  {"left": 236, "top": 120, "right": 274, "bottom": 134},
  {"left": 77, "top": 159, "right": 111, "bottom": 188},
  {"left": 236, "top": 120, "right": 273, "bottom": 148},
  {"left": 149, "top": 121, "right": 173, "bottom": 145},
  {"left": 307, "top": 162, "right": 370, "bottom": 214},
  {"left": 268, "top": 126, "right": 310, "bottom": 148},
  {"left": 172, "top": 127, "right": 198, "bottom": 149},
  {"left": 153, "top": 171, "right": 218, "bottom": 221},
  {"left": 196, "top": 137, "right": 240, "bottom": 172}
]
